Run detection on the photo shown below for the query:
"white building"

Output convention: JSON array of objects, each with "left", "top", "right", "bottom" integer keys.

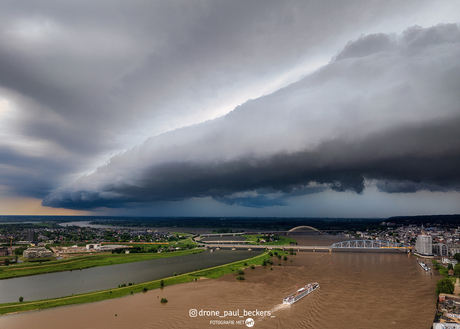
[
  {"left": 23, "top": 247, "right": 53, "bottom": 259},
  {"left": 86, "top": 244, "right": 101, "bottom": 250},
  {"left": 442, "top": 258, "right": 458, "bottom": 266},
  {"left": 416, "top": 235, "right": 432, "bottom": 256}
]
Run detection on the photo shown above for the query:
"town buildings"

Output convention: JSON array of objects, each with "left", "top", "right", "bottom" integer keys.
[{"left": 26, "top": 229, "right": 34, "bottom": 242}]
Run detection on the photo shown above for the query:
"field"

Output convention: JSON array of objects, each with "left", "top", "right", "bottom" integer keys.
[
  {"left": 0, "top": 250, "right": 292, "bottom": 315},
  {"left": 0, "top": 249, "right": 203, "bottom": 280},
  {"left": 243, "top": 234, "right": 297, "bottom": 246}
]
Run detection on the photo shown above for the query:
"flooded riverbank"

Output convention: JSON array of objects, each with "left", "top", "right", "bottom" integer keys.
[{"left": 0, "top": 251, "right": 438, "bottom": 328}]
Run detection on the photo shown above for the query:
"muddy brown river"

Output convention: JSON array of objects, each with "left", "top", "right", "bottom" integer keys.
[{"left": 0, "top": 249, "right": 437, "bottom": 328}]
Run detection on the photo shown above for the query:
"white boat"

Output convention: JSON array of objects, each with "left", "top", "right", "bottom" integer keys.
[
  {"left": 283, "top": 282, "right": 319, "bottom": 305},
  {"left": 418, "top": 260, "right": 430, "bottom": 272}
]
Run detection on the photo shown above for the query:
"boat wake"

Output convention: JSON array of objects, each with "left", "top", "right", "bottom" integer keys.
[{"left": 271, "top": 303, "right": 290, "bottom": 313}]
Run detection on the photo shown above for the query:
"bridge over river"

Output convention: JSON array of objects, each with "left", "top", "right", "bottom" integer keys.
[{"left": 202, "top": 240, "right": 411, "bottom": 252}]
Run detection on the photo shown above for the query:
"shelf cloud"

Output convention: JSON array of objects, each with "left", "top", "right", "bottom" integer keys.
[{"left": 43, "top": 24, "right": 460, "bottom": 210}]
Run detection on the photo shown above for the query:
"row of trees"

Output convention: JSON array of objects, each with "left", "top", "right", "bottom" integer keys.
[{"left": 436, "top": 278, "right": 454, "bottom": 295}]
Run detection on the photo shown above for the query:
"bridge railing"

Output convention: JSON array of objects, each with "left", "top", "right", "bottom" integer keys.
[{"left": 330, "top": 240, "right": 410, "bottom": 249}]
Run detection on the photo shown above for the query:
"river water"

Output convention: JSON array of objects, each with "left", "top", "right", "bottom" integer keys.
[
  {"left": 0, "top": 249, "right": 437, "bottom": 328},
  {"left": 0, "top": 249, "right": 261, "bottom": 303}
]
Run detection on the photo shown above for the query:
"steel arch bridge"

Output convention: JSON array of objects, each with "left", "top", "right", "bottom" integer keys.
[
  {"left": 287, "top": 226, "right": 322, "bottom": 235},
  {"left": 330, "top": 240, "right": 410, "bottom": 250}
]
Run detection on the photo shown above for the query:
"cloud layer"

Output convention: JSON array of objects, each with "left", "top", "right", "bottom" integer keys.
[
  {"left": 43, "top": 24, "right": 460, "bottom": 210},
  {"left": 4, "top": 0, "right": 442, "bottom": 202}
]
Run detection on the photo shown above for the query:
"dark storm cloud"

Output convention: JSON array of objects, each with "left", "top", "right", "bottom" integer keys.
[
  {"left": 0, "top": 145, "right": 82, "bottom": 198},
  {"left": 43, "top": 24, "right": 460, "bottom": 210},
  {"left": 42, "top": 115, "right": 460, "bottom": 210},
  {"left": 3, "top": 0, "right": 436, "bottom": 201}
]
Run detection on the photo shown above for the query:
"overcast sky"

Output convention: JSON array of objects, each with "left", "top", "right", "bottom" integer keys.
[{"left": 0, "top": 1, "right": 459, "bottom": 217}]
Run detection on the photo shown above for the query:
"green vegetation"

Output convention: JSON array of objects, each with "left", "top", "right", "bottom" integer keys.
[
  {"left": 454, "top": 253, "right": 460, "bottom": 263},
  {"left": 436, "top": 278, "right": 455, "bottom": 295},
  {"left": 454, "top": 263, "right": 460, "bottom": 277},
  {"left": 18, "top": 297, "right": 23, "bottom": 303},
  {"left": 432, "top": 260, "right": 457, "bottom": 294},
  {"left": 262, "top": 258, "right": 273, "bottom": 266},
  {"left": 0, "top": 251, "right": 268, "bottom": 315},
  {"left": 236, "top": 275, "right": 245, "bottom": 280},
  {"left": 14, "top": 247, "right": 27, "bottom": 256},
  {"left": 185, "top": 251, "right": 267, "bottom": 280},
  {"left": 236, "top": 269, "right": 244, "bottom": 275},
  {"left": 243, "top": 234, "right": 296, "bottom": 246},
  {"left": 160, "top": 298, "right": 168, "bottom": 303},
  {"left": 0, "top": 249, "right": 203, "bottom": 280}
]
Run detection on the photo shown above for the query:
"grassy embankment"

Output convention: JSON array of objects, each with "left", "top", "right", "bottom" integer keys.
[
  {"left": 0, "top": 249, "right": 203, "bottom": 280},
  {"left": 432, "top": 260, "right": 456, "bottom": 285},
  {"left": 0, "top": 249, "right": 289, "bottom": 315},
  {"left": 243, "top": 234, "right": 296, "bottom": 246}
]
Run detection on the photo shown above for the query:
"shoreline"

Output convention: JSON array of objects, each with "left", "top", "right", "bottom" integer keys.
[
  {"left": 0, "top": 250, "right": 272, "bottom": 316},
  {"left": 0, "top": 249, "right": 203, "bottom": 280}
]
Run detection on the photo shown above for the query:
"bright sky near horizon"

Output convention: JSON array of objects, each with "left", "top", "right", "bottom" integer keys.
[{"left": 0, "top": 1, "right": 459, "bottom": 217}]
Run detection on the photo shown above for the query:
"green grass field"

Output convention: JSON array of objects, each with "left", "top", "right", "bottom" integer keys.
[
  {"left": 243, "top": 234, "right": 296, "bottom": 246},
  {"left": 0, "top": 250, "right": 278, "bottom": 315},
  {"left": 0, "top": 249, "right": 203, "bottom": 280}
]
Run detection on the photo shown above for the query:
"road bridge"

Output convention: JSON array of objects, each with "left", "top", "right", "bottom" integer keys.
[
  {"left": 330, "top": 240, "right": 410, "bottom": 251},
  {"left": 203, "top": 244, "right": 331, "bottom": 252},
  {"left": 202, "top": 240, "right": 411, "bottom": 252}
]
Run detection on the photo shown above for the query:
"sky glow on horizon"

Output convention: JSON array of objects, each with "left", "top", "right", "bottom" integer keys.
[{"left": 0, "top": 1, "right": 459, "bottom": 217}]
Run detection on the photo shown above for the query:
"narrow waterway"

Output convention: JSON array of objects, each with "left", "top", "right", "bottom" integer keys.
[{"left": 0, "top": 249, "right": 261, "bottom": 303}]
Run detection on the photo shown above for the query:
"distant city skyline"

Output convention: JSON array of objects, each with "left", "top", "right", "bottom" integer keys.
[{"left": 0, "top": 1, "right": 459, "bottom": 217}]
